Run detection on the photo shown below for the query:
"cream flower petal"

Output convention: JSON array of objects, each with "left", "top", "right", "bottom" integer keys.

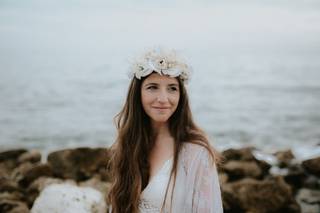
[
  {"left": 147, "top": 60, "right": 157, "bottom": 71},
  {"left": 163, "top": 67, "right": 181, "bottom": 77},
  {"left": 135, "top": 72, "right": 142, "bottom": 79},
  {"left": 129, "top": 48, "right": 191, "bottom": 82},
  {"left": 140, "top": 68, "right": 153, "bottom": 78}
]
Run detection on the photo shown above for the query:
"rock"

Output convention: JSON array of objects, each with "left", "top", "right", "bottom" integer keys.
[
  {"left": 302, "top": 157, "right": 320, "bottom": 177},
  {"left": 222, "top": 147, "right": 256, "bottom": 162},
  {"left": 0, "top": 178, "right": 21, "bottom": 193},
  {"left": 79, "top": 176, "right": 111, "bottom": 197},
  {"left": 0, "top": 149, "right": 28, "bottom": 161},
  {"left": 296, "top": 188, "right": 320, "bottom": 213},
  {"left": 221, "top": 148, "right": 271, "bottom": 181},
  {"left": 0, "top": 191, "right": 25, "bottom": 202},
  {"left": 11, "top": 162, "right": 34, "bottom": 183},
  {"left": 0, "top": 199, "right": 29, "bottom": 213},
  {"left": 303, "top": 175, "right": 320, "bottom": 189},
  {"left": 11, "top": 163, "right": 53, "bottom": 187},
  {"left": 0, "top": 149, "right": 28, "bottom": 179},
  {"left": 0, "top": 179, "right": 27, "bottom": 210},
  {"left": 223, "top": 177, "right": 300, "bottom": 213},
  {"left": 97, "top": 165, "right": 111, "bottom": 182},
  {"left": 283, "top": 163, "right": 307, "bottom": 193},
  {"left": 223, "top": 161, "right": 262, "bottom": 180},
  {"left": 31, "top": 183, "right": 107, "bottom": 213},
  {"left": 221, "top": 184, "right": 243, "bottom": 212},
  {"left": 18, "top": 151, "right": 41, "bottom": 164},
  {"left": 274, "top": 150, "right": 295, "bottom": 168},
  {"left": 19, "top": 164, "right": 53, "bottom": 187},
  {"left": 28, "top": 177, "right": 74, "bottom": 194},
  {"left": 26, "top": 177, "right": 76, "bottom": 207},
  {"left": 218, "top": 172, "right": 228, "bottom": 185},
  {"left": 255, "top": 159, "right": 271, "bottom": 177},
  {"left": 47, "top": 147, "right": 110, "bottom": 181}
]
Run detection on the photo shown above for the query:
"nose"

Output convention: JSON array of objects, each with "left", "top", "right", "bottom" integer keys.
[{"left": 157, "top": 90, "right": 169, "bottom": 103}]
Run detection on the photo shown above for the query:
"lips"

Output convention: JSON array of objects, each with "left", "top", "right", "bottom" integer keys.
[{"left": 152, "top": 106, "right": 170, "bottom": 109}]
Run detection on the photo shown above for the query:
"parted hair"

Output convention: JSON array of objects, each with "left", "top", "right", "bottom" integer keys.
[{"left": 108, "top": 73, "right": 220, "bottom": 213}]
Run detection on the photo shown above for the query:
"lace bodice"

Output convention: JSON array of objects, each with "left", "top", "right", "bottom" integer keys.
[
  {"left": 139, "top": 158, "right": 173, "bottom": 212},
  {"left": 138, "top": 143, "right": 223, "bottom": 213}
]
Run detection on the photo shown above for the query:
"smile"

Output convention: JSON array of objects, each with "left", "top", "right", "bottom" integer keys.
[{"left": 152, "top": 107, "right": 170, "bottom": 110}]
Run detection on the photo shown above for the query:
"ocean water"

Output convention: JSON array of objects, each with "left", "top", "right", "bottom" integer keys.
[{"left": 1, "top": 1, "right": 320, "bottom": 160}]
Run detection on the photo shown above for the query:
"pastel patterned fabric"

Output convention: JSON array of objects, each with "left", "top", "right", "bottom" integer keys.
[{"left": 139, "top": 143, "right": 223, "bottom": 213}]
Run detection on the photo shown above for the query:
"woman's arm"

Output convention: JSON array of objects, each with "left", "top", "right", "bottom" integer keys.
[{"left": 191, "top": 147, "right": 223, "bottom": 213}]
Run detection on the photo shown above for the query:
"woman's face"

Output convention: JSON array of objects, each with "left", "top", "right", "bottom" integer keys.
[{"left": 141, "top": 73, "right": 180, "bottom": 125}]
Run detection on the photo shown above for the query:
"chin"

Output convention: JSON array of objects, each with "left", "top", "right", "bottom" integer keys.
[{"left": 151, "top": 116, "right": 170, "bottom": 123}]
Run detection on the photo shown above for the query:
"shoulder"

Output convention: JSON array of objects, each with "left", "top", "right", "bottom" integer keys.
[
  {"left": 181, "top": 142, "right": 211, "bottom": 158},
  {"left": 180, "top": 142, "right": 213, "bottom": 171}
]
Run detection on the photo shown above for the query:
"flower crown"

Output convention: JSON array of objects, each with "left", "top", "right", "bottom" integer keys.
[{"left": 129, "top": 48, "right": 192, "bottom": 83}]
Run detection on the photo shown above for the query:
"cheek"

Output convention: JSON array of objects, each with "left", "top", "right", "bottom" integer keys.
[
  {"left": 141, "top": 92, "right": 147, "bottom": 109},
  {"left": 172, "top": 94, "right": 180, "bottom": 107},
  {"left": 141, "top": 91, "right": 152, "bottom": 109}
]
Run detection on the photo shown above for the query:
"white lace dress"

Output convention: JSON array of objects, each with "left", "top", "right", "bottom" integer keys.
[{"left": 139, "top": 143, "right": 223, "bottom": 213}]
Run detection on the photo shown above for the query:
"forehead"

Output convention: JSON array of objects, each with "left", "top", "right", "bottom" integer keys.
[{"left": 142, "top": 73, "right": 179, "bottom": 85}]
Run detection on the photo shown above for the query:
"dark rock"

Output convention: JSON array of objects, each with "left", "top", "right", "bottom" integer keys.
[
  {"left": 296, "top": 188, "right": 320, "bottom": 204},
  {"left": 0, "top": 178, "right": 20, "bottom": 193},
  {"left": 0, "top": 199, "right": 29, "bottom": 213},
  {"left": 255, "top": 159, "right": 271, "bottom": 176},
  {"left": 0, "top": 149, "right": 28, "bottom": 161},
  {"left": 274, "top": 150, "right": 295, "bottom": 168},
  {"left": 27, "top": 177, "right": 69, "bottom": 194},
  {"left": 0, "top": 191, "right": 25, "bottom": 202},
  {"left": 283, "top": 163, "right": 307, "bottom": 193},
  {"left": 218, "top": 172, "right": 228, "bottom": 185},
  {"left": 222, "top": 147, "right": 256, "bottom": 162},
  {"left": 11, "top": 162, "right": 53, "bottom": 187},
  {"left": 302, "top": 157, "right": 320, "bottom": 177},
  {"left": 223, "top": 176, "right": 300, "bottom": 213},
  {"left": 296, "top": 188, "right": 320, "bottom": 213},
  {"left": 223, "top": 161, "right": 262, "bottom": 180},
  {"left": 303, "top": 175, "right": 320, "bottom": 189},
  {"left": 26, "top": 177, "right": 75, "bottom": 207},
  {"left": 98, "top": 165, "right": 111, "bottom": 182},
  {"left": 47, "top": 147, "right": 110, "bottom": 181},
  {"left": 221, "top": 184, "right": 244, "bottom": 213},
  {"left": 0, "top": 149, "right": 28, "bottom": 179},
  {"left": 19, "top": 164, "right": 53, "bottom": 187},
  {"left": 79, "top": 175, "right": 111, "bottom": 197},
  {"left": 11, "top": 162, "right": 34, "bottom": 182},
  {"left": 18, "top": 151, "right": 41, "bottom": 164}
]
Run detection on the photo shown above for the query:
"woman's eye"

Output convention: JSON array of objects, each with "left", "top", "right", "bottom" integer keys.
[
  {"left": 147, "top": 86, "right": 157, "bottom": 90},
  {"left": 168, "top": 87, "right": 178, "bottom": 92}
]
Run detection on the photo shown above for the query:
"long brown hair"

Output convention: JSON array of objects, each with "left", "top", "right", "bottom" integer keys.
[{"left": 108, "top": 73, "right": 220, "bottom": 213}]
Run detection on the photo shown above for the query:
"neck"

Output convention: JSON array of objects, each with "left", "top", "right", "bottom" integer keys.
[
  {"left": 152, "top": 122, "right": 170, "bottom": 137},
  {"left": 151, "top": 121, "right": 174, "bottom": 153},
  {"left": 152, "top": 122, "right": 172, "bottom": 142}
]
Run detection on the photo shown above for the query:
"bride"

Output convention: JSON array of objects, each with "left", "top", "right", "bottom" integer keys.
[{"left": 108, "top": 48, "right": 223, "bottom": 213}]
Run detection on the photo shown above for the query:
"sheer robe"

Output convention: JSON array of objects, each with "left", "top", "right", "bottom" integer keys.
[{"left": 139, "top": 143, "right": 223, "bottom": 213}]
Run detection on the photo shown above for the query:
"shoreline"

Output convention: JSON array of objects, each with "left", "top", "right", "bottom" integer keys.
[
  {"left": 1, "top": 141, "right": 320, "bottom": 163},
  {"left": 0, "top": 146, "right": 319, "bottom": 213}
]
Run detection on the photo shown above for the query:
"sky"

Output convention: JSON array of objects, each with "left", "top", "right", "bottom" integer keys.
[
  {"left": 0, "top": 0, "right": 320, "bottom": 153},
  {"left": 1, "top": 0, "right": 320, "bottom": 53}
]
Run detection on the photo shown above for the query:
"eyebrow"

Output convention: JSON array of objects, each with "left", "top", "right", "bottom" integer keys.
[
  {"left": 144, "top": 83, "right": 179, "bottom": 87},
  {"left": 168, "top": 83, "right": 179, "bottom": 87}
]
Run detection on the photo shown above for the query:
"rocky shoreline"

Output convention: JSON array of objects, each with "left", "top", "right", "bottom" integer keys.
[{"left": 0, "top": 147, "right": 319, "bottom": 213}]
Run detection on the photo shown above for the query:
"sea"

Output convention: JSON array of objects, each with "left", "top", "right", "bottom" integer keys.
[{"left": 1, "top": 0, "right": 320, "bottom": 161}]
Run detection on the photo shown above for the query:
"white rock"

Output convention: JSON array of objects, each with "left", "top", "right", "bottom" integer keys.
[{"left": 31, "top": 183, "right": 107, "bottom": 213}]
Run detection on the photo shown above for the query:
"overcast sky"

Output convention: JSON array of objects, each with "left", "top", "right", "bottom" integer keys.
[{"left": 1, "top": 0, "right": 320, "bottom": 72}]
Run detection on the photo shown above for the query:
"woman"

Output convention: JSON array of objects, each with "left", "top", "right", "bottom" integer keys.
[{"left": 108, "top": 48, "right": 223, "bottom": 213}]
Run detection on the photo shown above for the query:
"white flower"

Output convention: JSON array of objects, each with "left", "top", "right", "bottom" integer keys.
[
  {"left": 155, "top": 58, "right": 168, "bottom": 70},
  {"left": 131, "top": 61, "right": 153, "bottom": 79},
  {"left": 129, "top": 48, "right": 192, "bottom": 82}
]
